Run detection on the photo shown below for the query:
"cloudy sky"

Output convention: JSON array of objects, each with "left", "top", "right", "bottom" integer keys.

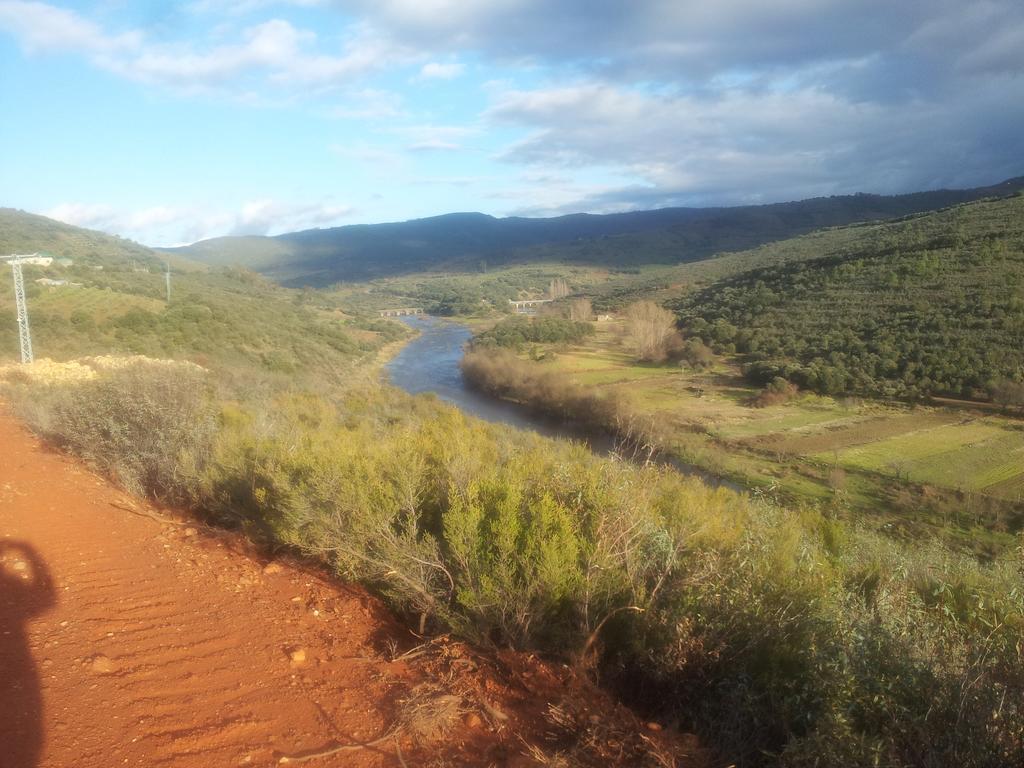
[{"left": 1, "top": 1, "right": 1022, "bottom": 246}]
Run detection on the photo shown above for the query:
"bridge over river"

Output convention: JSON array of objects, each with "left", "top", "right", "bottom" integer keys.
[{"left": 508, "top": 299, "right": 552, "bottom": 315}]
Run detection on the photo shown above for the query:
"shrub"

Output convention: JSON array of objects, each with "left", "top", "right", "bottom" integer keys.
[
  {"left": 7, "top": 362, "right": 216, "bottom": 501},
  {"left": 473, "top": 316, "right": 594, "bottom": 349},
  {"left": 751, "top": 376, "right": 800, "bottom": 407},
  {"left": 679, "top": 337, "right": 716, "bottom": 371},
  {"left": 7, "top": 369, "right": 1023, "bottom": 767},
  {"left": 461, "top": 348, "right": 625, "bottom": 434}
]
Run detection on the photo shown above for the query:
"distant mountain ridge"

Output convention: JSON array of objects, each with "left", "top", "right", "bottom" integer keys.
[{"left": 167, "top": 176, "right": 1024, "bottom": 285}]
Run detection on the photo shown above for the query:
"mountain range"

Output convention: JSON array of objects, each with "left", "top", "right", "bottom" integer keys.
[{"left": 166, "top": 176, "right": 1024, "bottom": 285}]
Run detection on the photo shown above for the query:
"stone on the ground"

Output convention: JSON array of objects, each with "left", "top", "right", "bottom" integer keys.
[{"left": 90, "top": 654, "right": 116, "bottom": 674}]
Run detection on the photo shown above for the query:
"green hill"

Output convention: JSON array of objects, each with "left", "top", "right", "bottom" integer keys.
[
  {"left": 169, "top": 177, "right": 1024, "bottom": 286},
  {"left": 671, "top": 194, "right": 1024, "bottom": 400},
  {"left": 0, "top": 207, "right": 168, "bottom": 270},
  {"left": 0, "top": 210, "right": 401, "bottom": 380}
]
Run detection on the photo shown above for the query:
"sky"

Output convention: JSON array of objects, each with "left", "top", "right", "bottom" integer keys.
[{"left": 1, "top": 1, "right": 1022, "bottom": 246}]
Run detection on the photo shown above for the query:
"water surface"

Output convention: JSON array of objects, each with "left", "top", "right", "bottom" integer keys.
[
  {"left": 386, "top": 316, "right": 615, "bottom": 447},
  {"left": 386, "top": 316, "right": 738, "bottom": 490}
]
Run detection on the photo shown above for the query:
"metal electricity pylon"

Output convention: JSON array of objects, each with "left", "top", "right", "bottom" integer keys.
[
  {"left": 6, "top": 254, "right": 36, "bottom": 363},
  {"left": 165, "top": 260, "right": 171, "bottom": 303}
]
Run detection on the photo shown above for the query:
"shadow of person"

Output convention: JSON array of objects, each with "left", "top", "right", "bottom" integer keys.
[{"left": 0, "top": 541, "right": 56, "bottom": 768}]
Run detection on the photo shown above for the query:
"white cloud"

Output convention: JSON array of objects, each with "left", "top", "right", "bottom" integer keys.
[
  {"left": 329, "top": 141, "right": 409, "bottom": 171},
  {"left": 392, "top": 123, "right": 479, "bottom": 153},
  {"left": 44, "top": 199, "right": 355, "bottom": 246},
  {"left": 406, "top": 140, "right": 461, "bottom": 152},
  {"left": 0, "top": 1, "right": 141, "bottom": 55},
  {"left": 187, "top": 0, "right": 326, "bottom": 15},
  {"left": 486, "top": 77, "right": 1024, "bottom": 212},
  {"left": 0, "top": 2, "right": 416, "bottom": 95},
  {"left": 417, "top": 61, "right": 464, "bottom": 80},
  {"left": 44, "top": 202, "right": 121, "bottom": 231},
  {"left": 327, "top": 88, "right": 406, "bottom": 119},
  {"left": 230, "top": 199, "right": 354, "bottom": 235}
]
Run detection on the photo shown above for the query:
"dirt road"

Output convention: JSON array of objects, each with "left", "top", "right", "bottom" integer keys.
[{"left": 0, "top": 411, "right": 701, "bottom": 768}]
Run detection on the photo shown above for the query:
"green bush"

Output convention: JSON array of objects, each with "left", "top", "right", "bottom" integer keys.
[
  {"left": 473, "top": 316, "right": 594, "bottom": 349},
  {"left": 8, "top": 363, "right": 217, "bottom": 501},
  {"left": 616, "top": 517, "right": 1024, "bottom": 767}
]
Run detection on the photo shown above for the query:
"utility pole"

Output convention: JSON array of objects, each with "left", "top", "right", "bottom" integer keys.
[
  {"left": 165, "top": 260, "right": 171, "bottom": 303},
  {"left": 6, "top": 254, "right": 36, "bottom": 364}
]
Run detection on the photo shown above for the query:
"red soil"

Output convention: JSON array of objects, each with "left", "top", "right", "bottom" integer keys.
[{"left": 0, "top": 411, "right": 705, "bottom": 768}]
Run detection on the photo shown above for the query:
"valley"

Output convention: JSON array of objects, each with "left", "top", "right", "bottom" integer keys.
[
  {"left": 3, "top": 181, "right": 1023, "bottom": 768},
  {"left": 473, "top": 317, "right": 1024, "bottom": 555},
  {"left": 5, "top": 4, "right": 1024, "bottom": 766}
]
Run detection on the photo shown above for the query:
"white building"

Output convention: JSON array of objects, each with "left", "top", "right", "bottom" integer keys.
[{"left": 11, "top": 255, "right": 53, "bottom": 267}]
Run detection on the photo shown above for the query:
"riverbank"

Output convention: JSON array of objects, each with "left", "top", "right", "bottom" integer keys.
[
  {"left": 383, "top": 316, "right": 722, "bottom": 476},
  {"left": 476, "top": 319, "right": 1024, "bottom": 555}
]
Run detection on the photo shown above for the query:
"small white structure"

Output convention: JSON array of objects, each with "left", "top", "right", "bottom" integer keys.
[
  {"left": 35, "top": 278, "right": 67, "bottom": 287},
  {"left": 16, "top": 255, "right": 53, "bottom": 267}
]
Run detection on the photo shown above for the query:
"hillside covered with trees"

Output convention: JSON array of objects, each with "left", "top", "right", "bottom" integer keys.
[
  {"left": 169, "top": 177, "right": 1024, "bottom": 285},
  {"left": 673, "top": 194, "right": 1024, "bottom": 401}
]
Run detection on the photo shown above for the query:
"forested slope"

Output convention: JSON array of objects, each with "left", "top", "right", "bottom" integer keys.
[
  {"left": 674, "top": 194, "right": 1024, "bottom": 399},
  {"left": 170, "top": 177, "right": 1024, "bottom": 285}
]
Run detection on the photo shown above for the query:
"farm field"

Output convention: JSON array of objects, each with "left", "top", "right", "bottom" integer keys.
[{"left": 537, "top": 321, "right": 1024, "bottom": 551}]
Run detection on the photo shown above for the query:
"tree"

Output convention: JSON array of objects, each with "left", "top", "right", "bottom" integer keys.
[
  {"left": 568, "top": 298, "right": 593, "bottom": 321},
  {"left": 548, "top": 277, "right": 570, "bottom": 299},
  {"left": 624, "top": 301, "right": 677, "bottom": 362},
  {"left": 679, "top": 338, "right": 715, "bottom": 370},
  {"left": 989, "top": 377, "right": 1024, "bottom": 411}
]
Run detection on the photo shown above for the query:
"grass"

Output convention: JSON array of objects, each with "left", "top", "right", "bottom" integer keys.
[
  {"left": 986, "top": 472, "right": 1024, "bottom": 501},
  {"left": 31, "top": 285, "right": 166, "bottom": 321},
  {"left": 715, "top": 405, "right": 862, "bottom": 439},
  {"left": 824, "top": 424, "right": 1024, "bottom": 491},
  {"left": 499, "top": 319, "right": 1024, "bottom": 552}
]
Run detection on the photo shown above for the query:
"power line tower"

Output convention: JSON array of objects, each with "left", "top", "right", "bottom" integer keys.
[
  {"left": 165, "top": 260, "right": 171, "bottom": 303},
  {"left": 6, "top": 254, "right": 36, "bottom": 364}
]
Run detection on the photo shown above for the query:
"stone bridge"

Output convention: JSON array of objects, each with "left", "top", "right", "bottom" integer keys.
[
  {"left": 508, "top": 299, "right": 552, "bottom": 315},
  {"left": 378, "top": 307, "right": 425, "bottom": 317}
]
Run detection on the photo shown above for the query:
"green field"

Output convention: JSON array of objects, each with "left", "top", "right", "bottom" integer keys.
[{"left": 531, "top": 319, "right": 1024, "bottom": 550}]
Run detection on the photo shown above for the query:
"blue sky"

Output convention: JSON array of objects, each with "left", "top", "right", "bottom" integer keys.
[{"left": 1, "top": 1, "right": 1022, "bottom": 246}]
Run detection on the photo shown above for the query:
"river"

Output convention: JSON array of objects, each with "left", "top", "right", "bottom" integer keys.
[
  {"left": 385, "top": 315, "right": 618, "bottom": 449},
  {"left": 385, "top": 316, "right": 739, "bottom": 490}
]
